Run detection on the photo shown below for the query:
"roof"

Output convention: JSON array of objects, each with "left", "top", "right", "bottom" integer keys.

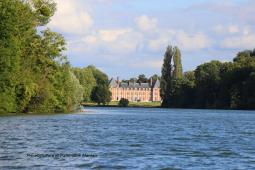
[
  {"left": 119, "top": 82, "right": 150, "bottom": 88},
  {"left": 109, "top": 78, "right": 160, "bottom": 89},
  {"left": 153, "top": 79, "right": 160, "bottom": 88},
  {"left": 109, "top": 78, "right": 118, "bottom": 88}
]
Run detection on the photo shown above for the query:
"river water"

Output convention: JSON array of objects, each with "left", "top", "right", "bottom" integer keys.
[{"left": 0, "top": 108, "right": 255, "bottom": 169}]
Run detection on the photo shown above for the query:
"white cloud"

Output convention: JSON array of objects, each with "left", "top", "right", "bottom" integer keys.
[
  {"left": 129, "top": 60, "right": 162, "bottom": 69},
  {"left": 71, "top": 28, "right": 144, "bottom": 55},
  {"left": 228, "top": 25, "right": 239, "bottom": 34},
  {"left": 212, "top": 25, "right": 224, "bottom": 34},
  {"left": 221, "top": 33, "right": 255, "bottom": 49},
  {"left": 148, "top": 30, "right": 175, "bottom": 51},
  {"left": 149, "top": 37, "right": 169, "bottom": 51},
  {"left": 104, "top": 29, "right": 143, "bottom": 54},
  {"left": 98, "top": 29, "right": 131, "bottom": 42},
  {"left": 135, "top": 15, "right": 158, "bottom": 32},
  {"left": 212, "top": 24, "right": 239, "bottom": 34},
  {"left": 176, "top": 31, "right": 211, "bottom": 51},
  {"left": 49, "top": 0, "right": 93, "bottom": 34},
  {"left": 83, "top": 35, "right": 97, "bottom": 44},
  {"left": 148, "top": 30, "right": 211, "bottom": 52}
]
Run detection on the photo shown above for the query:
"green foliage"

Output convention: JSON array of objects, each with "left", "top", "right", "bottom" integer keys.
[
  {"left": 160, "top": 45, "right": 175, "bottom": 107},
  {"left": 87, "top": 65, "right": 109, "bottom": 85},
  {"left": 118, "top": 98, "right": 129, "bottom": 107},
  {"left": 173, "top": 47, "right": 183, "bottom": 79},
  {"left": 73, "top": 67, "right": 97, "bottom": 102},
  {"left": 29, "top": 0, "right": 56, "bottom": 26},
  {"left": 161, "top": 48, "right": 255, "bottom": 110},
  {"left": 91, "top": 85, "right": 112, "bottom": 105},
  {"left": 0, "top": 0, "right": 33, "bottom": 113},
  {"left": 150, "top": 74, "right": 161, "bottom": 82},
  {"left": 86, "top": 65, "right": 112, "bottom": 105},
  {"left": 170, "top": 72, "right": 195, "bottom": 108},
  {"left": 194, "top": 60, "right": 222, "bottom": 108},
  {"left": 0, "top": 0, "right": 83, "bottom": 114},
  {"left": 138, "top": 74, "right": 148, "bottom": 83}
]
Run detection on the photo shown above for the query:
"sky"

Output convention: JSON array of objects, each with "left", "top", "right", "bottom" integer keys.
[{"left": 47, "top": 0, "right": 255, "bottom": 79}]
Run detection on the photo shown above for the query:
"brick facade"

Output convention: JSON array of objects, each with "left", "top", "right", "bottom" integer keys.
[{"left": 109, "top": 78, "right": 161, "bottom": 102}]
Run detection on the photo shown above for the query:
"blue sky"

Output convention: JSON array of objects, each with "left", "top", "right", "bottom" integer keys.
[{"left": 48, "top": 0, "right": 255, "bottom": 79}]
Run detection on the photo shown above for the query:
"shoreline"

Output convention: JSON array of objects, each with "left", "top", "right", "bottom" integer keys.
[
  {"left": 0, "top": 110, "right": 87, "bottom": 117},
  {"left": 1, "top": 106, "right": 255, "bottom": 117},
  {"left": 83, "top": 104, "right": 255, "bottom": 111}
]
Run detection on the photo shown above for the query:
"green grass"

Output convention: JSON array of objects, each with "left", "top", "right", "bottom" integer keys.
[{"left": 83, "top": 101, "right": 161, "bottom": 108}]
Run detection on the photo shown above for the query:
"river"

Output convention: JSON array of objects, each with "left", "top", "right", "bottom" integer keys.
[{"left": 0, "top": 108, "right": 255, "bottom": 169}]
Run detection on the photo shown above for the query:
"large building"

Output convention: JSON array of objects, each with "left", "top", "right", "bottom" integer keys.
[{"left": 109, "top": 78, "right": 161, "bottom": 102}]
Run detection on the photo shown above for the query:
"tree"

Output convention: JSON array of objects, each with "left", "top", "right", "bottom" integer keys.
[
  {"left": 73, "top": 68, "right": 96, "bottom": 102},
  {"left": 160, "top": 45, "right": 174, "bottom": 107},
  {"left": 171, "top": 71, "right": 196, "bottom": 108},
  {"left": 173, "top": 47, "right": 183, "bottom": 79},
  {"left": 0, "top": 0, "right": 84, "bottom": 114},
  {"left": 87, "top": 65, "right": 112, "bottom": 105},
  {"left": 87, "top": 65, "right": 109, "bottom": 85},
  {"left": 0, "top": 0, "right": 36, "bottom": 113},
  {"left": 138, "top": 74, "right": 148, "bottom": 83},
  {"left": 194, "top": 60, "right": 222, "bottom": 108},
  {"left": 118, "top": 98, "right": 129, "bottom": 107},
  {"left": 150, "top": 74, "right": 161, "bottom": 82},
  {"left": 91, "top": 85, "right": 111, "bottom": 105}
]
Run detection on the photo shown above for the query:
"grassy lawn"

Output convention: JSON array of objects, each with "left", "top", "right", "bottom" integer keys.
[{"left": 83, "top": 101, "right": 161, "bottom": 108}]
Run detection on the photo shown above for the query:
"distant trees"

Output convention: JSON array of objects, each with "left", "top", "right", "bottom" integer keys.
[
  {"left": 87, "top": 65, "right": 112, "bottom": 105},
  {"left": 160, "top": 45, "right": 255, "bottom": 110},
  {"left": 150, "top": 74, "right": 161, "bottom": 82},
  {"left": 194, "top": 61, "right": 222, "bottom": 108},
  {"left": 138, "top": 74, "right": 148, "bottom": 83},
  {"left": 122, "top": 74, "right": 161, "bottom": 83},
  {"left": 72, "top": 67, "right": 96, "bottom": 102},
  {"left": 91, "top": 85, "right": 111, "bottom": 105}
]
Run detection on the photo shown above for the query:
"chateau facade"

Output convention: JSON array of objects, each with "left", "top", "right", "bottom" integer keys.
[{"left": 109, "top": 78, "right": 161, "bottom": 102}]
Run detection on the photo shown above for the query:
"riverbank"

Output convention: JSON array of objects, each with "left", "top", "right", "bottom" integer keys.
[
  {"left": 0, "top": 109, "right": 86, "bottom": 117},
  {"left": 0, "top": 112, "right": 71, "bottom": 117},
  {"left": 83, "top": 101, "right": 161, "bottom": 108}
]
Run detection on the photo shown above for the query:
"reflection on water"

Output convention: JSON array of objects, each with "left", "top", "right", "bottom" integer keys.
[{"left": 0, "top": 108, "right": 255, "bottom": 169}]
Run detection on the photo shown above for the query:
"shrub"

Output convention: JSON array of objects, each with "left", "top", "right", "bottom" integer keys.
[{"left": 118, "top": 98, "right": 129, "bottom": 107}]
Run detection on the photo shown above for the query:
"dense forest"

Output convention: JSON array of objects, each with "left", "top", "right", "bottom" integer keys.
[
  {"left": 0, "top": 0, "right": 111, "bottom": 114},
  {"left": 160, "top": 46, "right": 255, "bottom": 110}
]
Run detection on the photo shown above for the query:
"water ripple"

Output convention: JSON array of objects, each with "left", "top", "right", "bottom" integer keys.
[{"left": 0, "top": 108, "right": 255, "bottom": 169}]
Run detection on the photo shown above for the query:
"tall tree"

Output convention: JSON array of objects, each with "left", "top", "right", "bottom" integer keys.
[
  {"left": 173, "top": 47, "right": 183, "bottom": 79},
  {"left": 160, "top": 45, "right": 174, "bottom": 107}
]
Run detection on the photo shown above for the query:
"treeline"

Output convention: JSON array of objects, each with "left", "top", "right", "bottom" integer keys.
[
  {"left": 0, "top": 0, "right": 111, "bottom": 114},
  {"left": 122, "top": 74, "right": 160, "bottom": 83},
  {"left": 73, "top": 66, "right": 111, "bottom": 105},
  {"left": 160, "top": 46, "right": 255, "bottom": 110}
]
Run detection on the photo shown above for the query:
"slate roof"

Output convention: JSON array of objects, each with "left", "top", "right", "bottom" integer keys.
[
  {"left": 109, "top": 78, "right": 118, "bottom": 88},
  {"left": 109, "top": 78, "right": 160, "bottom": 89},
  {"left": 153, "top": 79, "right": 160, "bottom": 88}
]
